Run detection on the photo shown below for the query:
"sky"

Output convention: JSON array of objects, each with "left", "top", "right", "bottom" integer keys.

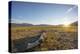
[{"left": 10, "top": 1, "right": 78, "bottom": 25}]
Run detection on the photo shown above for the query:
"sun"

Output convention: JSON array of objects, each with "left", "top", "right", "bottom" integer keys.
[
  {"left": 63, "top": 22, "right": 70, "bottom": 27},
  {"left": 64, "top": 23, "right": 70, "bottom": 27}
]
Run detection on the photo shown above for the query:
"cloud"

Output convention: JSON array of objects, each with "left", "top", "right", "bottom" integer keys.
[
  {"left": 65, "top": 6, "right": 77, "bottom": 14},
  {"left": 61, "top": 6, "right": 77, "bottom": 19}
]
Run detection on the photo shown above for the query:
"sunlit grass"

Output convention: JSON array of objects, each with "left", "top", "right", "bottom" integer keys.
[{"left": 11, "top": 25, "right": 78, "bottom": 51}]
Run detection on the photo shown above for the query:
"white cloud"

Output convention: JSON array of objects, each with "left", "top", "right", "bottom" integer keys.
[{"left": 65, "top": 6, "right": 77, "bottom": 14}]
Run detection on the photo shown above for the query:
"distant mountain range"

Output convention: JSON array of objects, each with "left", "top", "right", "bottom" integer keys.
[
  {"left": 10, "top": 23, "right": 33, "bottom": 27},
  {"left": 10, "top": 21, "right": 78, "bottom": 27},
  {"left": 70, "top": 21, "right": 78, "bottom": 26},
  {"left": 10, "top": 23, "right": 53, "bottom": 27},
  {"left": 35, "top": 24, "right": 52, "bottom": 26}
]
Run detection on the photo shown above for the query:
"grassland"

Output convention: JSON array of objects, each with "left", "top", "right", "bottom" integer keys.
[{"left": 11, "top": 25, "right": 78, "bottom": 51}]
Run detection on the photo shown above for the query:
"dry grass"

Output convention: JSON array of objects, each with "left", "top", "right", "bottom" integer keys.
[{"left": 11, "top": 26, "right": 78, "bottom": 51}]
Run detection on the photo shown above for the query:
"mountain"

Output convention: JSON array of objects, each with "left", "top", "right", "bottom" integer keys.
[
  {"left": 10, "top": 23, "right": 53, "bottom": 27},
  {"left": 70, "top": 21, "right": 78, "bottom": 26},
  {"left": 10, "top": 23, "right": 33, "bottom": 27},
  {"left": 54, "top": 21, "right": 78, "bottom": 27},
  {"left": 10, "top": 21, "right": 78, "bottom": 27},
  {"left": 35, "top": 24, "right": 52, "bottom": 26}
]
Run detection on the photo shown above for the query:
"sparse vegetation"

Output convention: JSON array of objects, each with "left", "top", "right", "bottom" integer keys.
[{"left": 11, "top": 24, "right": 78, "bottom": 52}]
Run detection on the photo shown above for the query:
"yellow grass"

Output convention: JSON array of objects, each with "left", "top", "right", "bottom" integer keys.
[{"left": 11, "top": 26, "right": 78, "bottom": 51}]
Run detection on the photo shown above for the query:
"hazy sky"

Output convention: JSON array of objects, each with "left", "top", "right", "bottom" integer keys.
[{"left": 11, "top": 1, "right": 78, "bottom": 25}]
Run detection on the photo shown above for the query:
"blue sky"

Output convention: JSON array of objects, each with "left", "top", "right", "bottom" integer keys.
[{"left": 11, "top": 1, "right": 78, "bottom": 25}]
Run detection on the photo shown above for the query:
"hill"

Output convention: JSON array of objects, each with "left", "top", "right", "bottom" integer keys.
[
  {"left": 70, "top": 21, "right": 78, "bottom": 26},
  {"left": 10, "top": 23, "right": 33, "bottom": 27}
]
